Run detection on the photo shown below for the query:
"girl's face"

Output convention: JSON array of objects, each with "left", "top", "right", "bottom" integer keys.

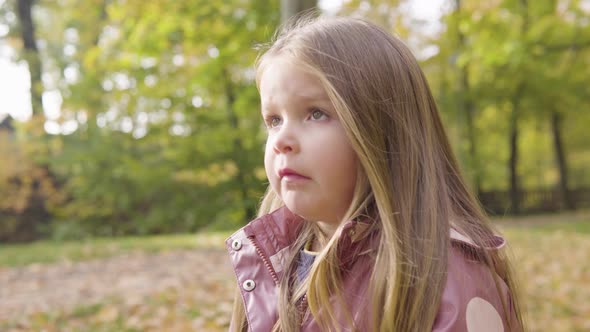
[{"left": 259, "top": 56, "right": 358, "bottom": 229}]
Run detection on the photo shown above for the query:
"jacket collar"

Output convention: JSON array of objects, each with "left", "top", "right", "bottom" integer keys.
[
  {"left": 239, "top": 206, "right": 505, "bottom": 264},
  {"left": 241, "top": 206, "right": 304, "bottom": 255}
]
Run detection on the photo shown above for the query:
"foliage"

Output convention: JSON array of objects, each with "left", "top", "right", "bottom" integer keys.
[
  {"left": 425, "top": 0, "right": 590, "bottom": 191},
  {"left": 0, "top": 0, "right": 589, "bottom": 240},
  {"left": 2, "top": 0, "right": 280, "bottom": 239},
  {"left": 0, "top": 118, "right": 65, "bottom": 242}
]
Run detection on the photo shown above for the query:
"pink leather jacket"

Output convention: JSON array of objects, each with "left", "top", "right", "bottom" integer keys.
[{"left": 226, "top": 207, "right": 519, "bottom": 331}]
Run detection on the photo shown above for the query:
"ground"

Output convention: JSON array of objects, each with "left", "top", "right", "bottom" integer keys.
[
  {"left": 0, "top": 211, "right": 589, "bottom": 331},
  {"left": 0, "top": 249, "right": 234, "bottom": 331}
]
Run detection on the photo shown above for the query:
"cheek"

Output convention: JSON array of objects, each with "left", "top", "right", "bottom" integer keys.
[
  {"left": 327, "top": 136, "right": 356, "bottom": 171},
  {"left": 263, "top": 141, "right": 277, "bottom": 186},
  {"left": 335, "top": 151, "right": 358, "bottom": 192},
  {"left": 333, "top": 142, "right": 358, "bottom": 195}
]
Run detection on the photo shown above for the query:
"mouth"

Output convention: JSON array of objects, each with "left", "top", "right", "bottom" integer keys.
[{"left": 278, "top": 168, "right": 310, "bottom": 180}]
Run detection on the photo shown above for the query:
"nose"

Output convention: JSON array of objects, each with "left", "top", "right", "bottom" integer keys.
[{"left": 272, "top": 122, "right": 299, "bottom": 154}]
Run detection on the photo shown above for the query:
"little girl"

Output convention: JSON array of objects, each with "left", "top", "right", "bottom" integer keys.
[{"left": 226, "top": 16, "right": 524, "bottom": 332}]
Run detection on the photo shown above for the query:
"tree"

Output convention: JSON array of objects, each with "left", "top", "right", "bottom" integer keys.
[
  {"left": 39, "top": 0, "right": 283, "bottom": 234},
  {"left": 430, "top": 0, "right": 590, "bottom": 213},
  {"left": 16, "top": 0, "right": 43, "bottom": 116},
  {"left": 281, "top": 0, "right": 316, "bottom": 23}
]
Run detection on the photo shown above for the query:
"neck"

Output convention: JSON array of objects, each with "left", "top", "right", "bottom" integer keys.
[{"left": 312, "top": 221, "right": 339, "bottom": 251}]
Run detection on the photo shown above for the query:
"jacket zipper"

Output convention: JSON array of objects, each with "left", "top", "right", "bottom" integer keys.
[
  {"left": 248, "top": 236, "right": 279, "bottom": 285},
  {"left": 298, "top": 294, "right": 309, "bottom": 323},
  {"left": 248, "top": 236, "right": 309, "bottom": 324}
]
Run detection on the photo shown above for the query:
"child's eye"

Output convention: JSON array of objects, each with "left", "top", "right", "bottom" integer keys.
[
  {"left": 310, "top": 108, "right": 328, "bottom": 121},
  {"left": 271, "top": 117, "right": 282, "bottom": 127},
  {"left": 265, "top": 115, "right": 282, "bottom": 128}
]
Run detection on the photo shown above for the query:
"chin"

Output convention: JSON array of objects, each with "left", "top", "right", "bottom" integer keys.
[{"left": 283, "top": 202, "right": 317, "bottom": 221}]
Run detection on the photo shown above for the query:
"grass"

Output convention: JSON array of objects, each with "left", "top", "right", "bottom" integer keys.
[
  {"left": 505, "top": 218, "right": 590, "bottom": 234},
  {"left": 0, "top": 231, "right": 230, "bottom": 267},
  {"left": 2, "top": 212, "right": 588, "bottom": 268}
]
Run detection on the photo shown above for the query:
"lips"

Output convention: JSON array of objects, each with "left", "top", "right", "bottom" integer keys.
[{"left": 278, "top": 168, "right": 310, "bottom": 180}]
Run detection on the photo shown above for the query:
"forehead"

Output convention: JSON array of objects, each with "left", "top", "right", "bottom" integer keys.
[{"left": 258, "top": 56, "right": 329, "bottom": 109}]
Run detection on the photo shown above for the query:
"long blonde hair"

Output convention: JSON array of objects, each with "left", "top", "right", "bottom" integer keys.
[{"left": 231, "top": 15, "right": 524, "bottom": 332}]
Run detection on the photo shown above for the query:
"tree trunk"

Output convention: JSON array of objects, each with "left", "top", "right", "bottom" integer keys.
[
  {"left": 508, "top": 96, "right": 520, "bottom": 214},
  {"left": 223, "top": 68, "right": 255, "bottom": 221},
  {"left": 508, "top": 0, "right": 530, "bottom": 215},
  {"left": 81, "top": 0, "right": 108, "bottom": 138},
  {"left": 550, "top": 108, "right": 574, "bottom": 209},
  {"left": 16, "top": 0, "right": 43, "bottom": 116},
  {"left": 454, "top": 0, "right": 481, "bottom": 195},
  {"left": 464, "top": 83, "right": 481, "bottom": 196},
  {"left": 281, "top": 0, "right": 316, "bottom": 23}
]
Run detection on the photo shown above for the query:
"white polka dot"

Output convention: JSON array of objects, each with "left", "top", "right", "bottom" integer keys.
[{"left": 466, "top": 297, "right": 504, "bottom": 332}]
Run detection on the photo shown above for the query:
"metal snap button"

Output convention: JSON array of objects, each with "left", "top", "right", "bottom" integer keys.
[
  {"left": 242, "top": 279, "right": 256, "bottom": 291},
  {"left": 231, "top": 239, "right": 242, "bottom": 251}
]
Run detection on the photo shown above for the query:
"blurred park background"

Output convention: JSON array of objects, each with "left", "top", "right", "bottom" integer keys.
[{"left": 0, "top": 0, "right": 589, "bottom": 331}]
